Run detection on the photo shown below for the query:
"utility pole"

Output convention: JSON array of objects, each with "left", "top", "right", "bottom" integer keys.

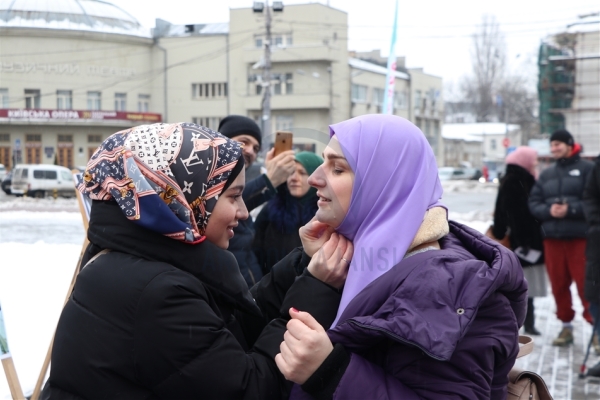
[{"left": 261, "top": 0, "right": 273, "bottom": 141}]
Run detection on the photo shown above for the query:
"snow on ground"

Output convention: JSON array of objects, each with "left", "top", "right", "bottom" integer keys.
[{"left": 0, "top": 182, "right": 496, "bottom": 398}]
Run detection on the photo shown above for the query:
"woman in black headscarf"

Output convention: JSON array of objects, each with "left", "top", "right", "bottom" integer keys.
[{"left": 41, "top": 122, "right": 347, "bottom": 400}]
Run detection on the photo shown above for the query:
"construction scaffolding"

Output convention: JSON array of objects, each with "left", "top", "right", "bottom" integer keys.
[
  {"left": 538, "top": 14, "right": 600, "bottom": 155},
  {"left": 537, "top": 42, "right": 574, "bottom": 135}
]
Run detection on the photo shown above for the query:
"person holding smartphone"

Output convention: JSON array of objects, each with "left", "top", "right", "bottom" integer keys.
[
  {"left": 253, "top": 151, "right": 323, "bottom": 274},
  {"left": 218, "top": 115, "right": 296, "bottom": 287},
  {"left": 528, "top": 129, "right": 595, "bottom": 347}
]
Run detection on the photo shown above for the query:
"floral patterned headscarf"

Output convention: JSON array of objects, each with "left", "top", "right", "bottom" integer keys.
[{"left": 78, "top": 122, "right": 243, "bottom": 244}]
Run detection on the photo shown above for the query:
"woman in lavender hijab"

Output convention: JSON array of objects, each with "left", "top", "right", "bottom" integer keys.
[{"left": 275, "top": 114, "right": 528, "bottom": 399}]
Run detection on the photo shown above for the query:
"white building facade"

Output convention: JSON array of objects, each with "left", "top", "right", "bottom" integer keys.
[{"left": 0, "top": 1, "right": 444, "bottom": 169}]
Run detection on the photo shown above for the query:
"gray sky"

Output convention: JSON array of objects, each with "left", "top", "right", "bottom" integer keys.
[{"left": 114, "top": 0, "right": 598, "bottom": 96}]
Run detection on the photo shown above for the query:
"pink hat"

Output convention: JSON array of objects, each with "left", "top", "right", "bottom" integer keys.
[{"left": 505, "top": 146, "right": 538, "bottom": 177}]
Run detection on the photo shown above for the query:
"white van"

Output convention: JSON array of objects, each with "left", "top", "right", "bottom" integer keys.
[{"left": 11, "top": 164, "right": 76, "bottom": 198}]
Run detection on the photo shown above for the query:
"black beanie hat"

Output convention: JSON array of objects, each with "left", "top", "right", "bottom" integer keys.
[
  {"left": 218, "top": 115, "right": 262, "bottom": 148},
  {"left": 550, "top": 129, "right": 574, "bottom": 146}
]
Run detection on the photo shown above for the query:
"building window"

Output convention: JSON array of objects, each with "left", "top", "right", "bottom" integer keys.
[
  {"left": 273, "top": 73, "right": 293, "bottom": 95},
  {"left": 115, "top": 93, "right": 127, "bottom": 111},
  {"left": 490, "top": 139, "right": 497, "bottom": 150},
  {"left": 192, "top": 117, "right": 222, "bottom": 130},
  {"left": 58, "top": 135, "right": 73, "bottom": 143},
  {"left": 414, "top": 90, "right": 422, "bottom": 110},
  {"left": 395, "top": 91, "right": 408, "bottom": 109},
  {"left": 24, "top": 89, "right": 41, "bottom": 109},
  {"left": 88, "top": 134, "right": 102, "bottom": 143},
  {"left": 255, "top": 34, "right": 292, "bottom": 48},
  {"left": 87, "top": 91, "right": 101, "bottom": 110},
  {"left": 138, "top": 94, "right": 150, "bottom": 112},
  {"left": 192, "top": 83, "right": 228, "bottom": 99},
  {"left": 372, "top": 88, "right": 385, "bottom": 106},
  {"left": 57, "top": 90, "right": 72, "bottom": 110},
  {"left": 351, "top": 84, "right": 368, "bottom": 103},
  {"left": 251, "top": 74, "right": 292, "bottom": 96},
  {"left": 0, "top": 89, "right": 8, "bottom": 108},
  {"left": 275, "top": 115, "right": 293, "bottom": 132},
  {"left": 0, "top": 134, "right": 9, "bottom": 142}
]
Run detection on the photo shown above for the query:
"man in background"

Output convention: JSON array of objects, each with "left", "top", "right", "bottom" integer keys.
[
  {"left": 218, "top": 115, "right": 295, "bottom": 286},
  {"left": 528, "top": 129, "right": 594, "bottom": 346}
]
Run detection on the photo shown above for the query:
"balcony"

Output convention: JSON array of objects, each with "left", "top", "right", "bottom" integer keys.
[
  {"left": 243, "top": 44, "right": 339, "bottom": 64},
  {"left": 245, "top": 93, "right": 330, "bottom": 111}
]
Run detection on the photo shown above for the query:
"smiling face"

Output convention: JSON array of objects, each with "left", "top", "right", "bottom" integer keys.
[
  {"left": 204, "top": 168, "right": 248, "bottom": 249},
  {"left": 307, "top": 136, "right": 354, "bottom": 229},
  {"left": 287, "top": 162, "right": 311, "bottom": 198},
  {"left": 550, "top": 140, "right": 572, "bottom": 160},
  {"left": 231, "top": 134, "right": 260, "bottom": 169}
]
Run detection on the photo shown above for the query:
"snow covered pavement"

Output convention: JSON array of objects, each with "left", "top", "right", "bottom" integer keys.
[{"left": 1, "top": 185, "right": 597, "bottom": 399}]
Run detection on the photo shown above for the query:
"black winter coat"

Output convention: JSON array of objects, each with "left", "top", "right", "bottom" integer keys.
[
  {"left": 492, "top": 164, "right": 544, "bottom": 266},
  {"left": 584, "top": 156, "right": 600, "bottom": 303},
  {"left": 41, "top": 200, "right": 341, "bottom": 400},
  {"left": 528, "top": 152, "right": 594, "bottom": 239},
  {"left": 229, "top": 174, "right": 277, "bottom": 287}
]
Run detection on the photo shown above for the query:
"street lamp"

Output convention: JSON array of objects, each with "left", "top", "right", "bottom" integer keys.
[{"left": 253, "top": 1, "right": 283, "bottom": 142}]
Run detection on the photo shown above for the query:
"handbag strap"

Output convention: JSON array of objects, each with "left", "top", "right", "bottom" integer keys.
[
  {"left": 81, "top": 248, "right": 111, "bottom": 270},
  {"left": 517, "top": 335, "right": 534, "bottom": 358}
]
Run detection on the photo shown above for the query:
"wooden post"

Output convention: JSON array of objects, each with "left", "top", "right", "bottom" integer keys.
[
  {"left": 1, "top": 356, "right": 25, "bottom": 400},
  {"left": 30, "top": 172, "right": 90, "bottom": 400}
]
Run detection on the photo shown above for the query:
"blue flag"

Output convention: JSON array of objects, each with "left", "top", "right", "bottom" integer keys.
[{"left": 382, "top": 0, "right": 399, "bottom": 115}]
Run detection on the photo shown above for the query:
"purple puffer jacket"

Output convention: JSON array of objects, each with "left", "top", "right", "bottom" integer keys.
[{"left": 292, "top": 221, "right": 528, "bottom": 400}]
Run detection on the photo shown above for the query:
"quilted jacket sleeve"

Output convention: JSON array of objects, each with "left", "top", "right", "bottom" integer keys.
[
  {"left": 528, "top": 175, "right": 551, "bottom": 222},
  {"left": 133, "top": 270, "right": 289, "bottom": 400}
]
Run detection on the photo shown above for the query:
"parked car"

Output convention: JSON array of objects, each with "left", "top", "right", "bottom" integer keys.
[
  {"left": 438, "top": 167, "right": 470, "bottom": 181},
  {"left": 0, "top": 163, "right": 6, "bottom": 181},
  {"left": 464, "top": 168, "right": 483, "bottom": 181},
  {"left": 10, "top": 164, "right": 76, "bottom": 198},
  {"left": 1, "top": 171, "right": 12, "bottom": 194}
]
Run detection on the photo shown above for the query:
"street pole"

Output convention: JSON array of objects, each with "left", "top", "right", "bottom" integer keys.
[{"left": 261, "top": 0, "right": 272, "bottom": 142}]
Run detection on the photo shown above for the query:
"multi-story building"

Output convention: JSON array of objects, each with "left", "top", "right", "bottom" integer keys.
[
  {"left": 538, "top": 15, "right": 600, "bottom": 155},
  {"left": 0, "top": 0, "right": 443, "bottom": 170}
]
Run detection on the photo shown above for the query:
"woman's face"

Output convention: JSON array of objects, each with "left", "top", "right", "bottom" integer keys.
[
  {"left": 204, "top": 168, "right": 248, "bottom": 249},
  {"left": 287, "top": 162, "right": 311, "bottom": 198},
  {"left": 308, "top": 136, "right": 354, "bottom": 229}
]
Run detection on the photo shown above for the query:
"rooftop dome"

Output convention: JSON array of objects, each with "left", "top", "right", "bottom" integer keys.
[{"left": 0, "top": 0, "right": 150, "bottom": 37}]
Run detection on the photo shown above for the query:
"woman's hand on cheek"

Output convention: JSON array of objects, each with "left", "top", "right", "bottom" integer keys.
[
  {"left": 307, "top": 232, "right": 353, "bottom": 289},
  {"left": 275, "top": 308, "right": 333, "bottom": 385},
  {"left": 299, "top": 217, "right": 335, "bottom": 257}
]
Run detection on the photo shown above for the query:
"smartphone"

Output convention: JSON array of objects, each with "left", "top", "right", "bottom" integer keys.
[{"left": 273, "top": 131, "right": 293, "bottom": 156}]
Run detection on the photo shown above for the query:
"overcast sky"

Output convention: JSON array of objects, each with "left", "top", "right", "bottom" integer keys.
[{"left": 114, "top": 0, "right": 598, "bottom": 97}]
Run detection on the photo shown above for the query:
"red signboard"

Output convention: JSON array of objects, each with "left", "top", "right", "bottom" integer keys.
[
  {"left": 0, "top": 109, "right": 162, "bottom": 123},
  {"left": 502, "top": 137, "right": 510, "bottom": 148}
]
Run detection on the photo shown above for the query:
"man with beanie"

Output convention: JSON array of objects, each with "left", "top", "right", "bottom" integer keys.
[
  {"left": 529, "top": 129, "right": 595, "bottom": 346},
  {"left": 218, "top": 115, "right": 295, "bottom": 286}
]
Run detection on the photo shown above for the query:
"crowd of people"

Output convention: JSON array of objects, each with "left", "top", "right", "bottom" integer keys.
[
  {"left": 492, "top": 129, "right": 600, "bottom": 376},
  {"left": 37, "top": 113, "right": 600, "bottom": 399}
]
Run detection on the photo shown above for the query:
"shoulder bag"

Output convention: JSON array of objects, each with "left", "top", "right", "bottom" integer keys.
[{"left": 507, "top": 335, "right": 553, "bottom": 400}]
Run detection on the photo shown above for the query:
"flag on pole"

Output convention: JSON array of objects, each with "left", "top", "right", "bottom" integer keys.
[{"left": 382, "top": 0, "right": 399, "bottom": 115}]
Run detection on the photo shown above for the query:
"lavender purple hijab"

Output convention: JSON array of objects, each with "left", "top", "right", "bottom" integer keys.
[{"left": 330, "top": 114, "right": 444, "bottom": 327}]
